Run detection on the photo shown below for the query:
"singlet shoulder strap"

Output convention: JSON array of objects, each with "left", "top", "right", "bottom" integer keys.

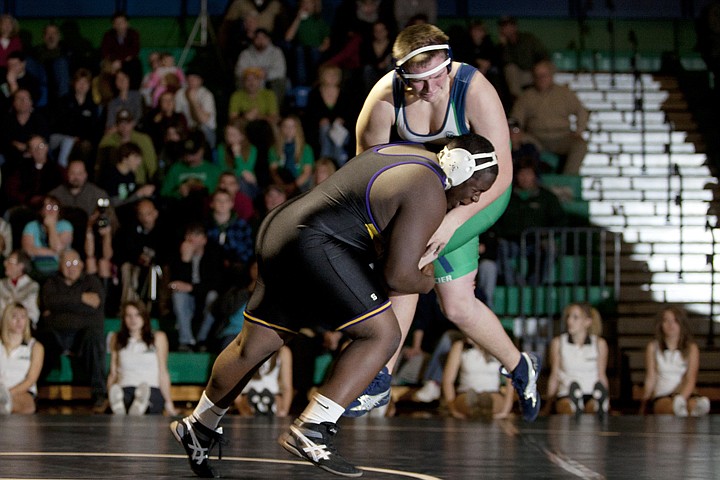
[{"left": 451, "top": 63, "right": 477, "bottom": 135}]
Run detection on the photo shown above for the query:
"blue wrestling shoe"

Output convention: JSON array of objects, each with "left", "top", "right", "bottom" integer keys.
[
  {"left": 501, "top": 352, "right": 541, "bottom": 422},
  {"left": 343, "top": 367, "right": 391, "bottom": 417}
]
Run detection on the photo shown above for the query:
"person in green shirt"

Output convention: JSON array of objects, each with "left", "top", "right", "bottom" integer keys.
[
  {"left": 268, "top": 114, "right": 314, "bottom": 194},
  {"left": 160, "top": 129, "right": 222, "bottom": 199}
]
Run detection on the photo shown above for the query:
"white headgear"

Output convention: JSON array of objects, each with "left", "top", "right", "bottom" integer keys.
[
  {"left": 438, "top": 146, "right": 498, "bottom": 190},
  {"left": 395, "top": 44, "right": 452, "bottom": 80}
]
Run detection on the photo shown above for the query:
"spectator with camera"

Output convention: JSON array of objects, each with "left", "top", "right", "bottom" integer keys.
[{"left": 113, "top": 198, "right": 171, "bottom": 315}]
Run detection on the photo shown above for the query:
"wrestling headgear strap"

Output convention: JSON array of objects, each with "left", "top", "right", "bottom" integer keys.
[
  {"left": 395, "top": 44, "right": 452, "bottom": 80},
  {"left": 438, "top": 146, "right": 498, "bottom": 190}
]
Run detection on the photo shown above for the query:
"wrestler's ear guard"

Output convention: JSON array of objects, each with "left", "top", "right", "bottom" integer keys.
[
  {"left": 438, "top": 146, "right": 498, "bottom": 190},
  {"left": 394, "top": 44, "right": 453, "bottom": 85}
]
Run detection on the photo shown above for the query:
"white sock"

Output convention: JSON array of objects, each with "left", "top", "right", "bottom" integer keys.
[
  {"left": 300, "top": 392, "right": 344, "bottom": 425},
  {"left": 192, "top": 391, "right": 229, "bottom": 430}
]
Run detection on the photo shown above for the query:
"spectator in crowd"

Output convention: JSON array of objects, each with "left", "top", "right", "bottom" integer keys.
[
  {"left": 303, "top": 64, "right": 354, "bottom": 167},
  {"left": 695, "top": 1, "right": 720, "bottom": 99},
  {"left": 167, "top": 223, "right": 224, "bottom": 352},
  {"left": 234, "top": 28, "right": 288, "bottom": 106},
  {"left": 105, "top": 69, "right": 144, "bottom": 134},
  {"left": 327, "top": 0, "right": 396, "bottom": 72},
  {"left": 143, "top": 52, "right": 185, "bottom": 109},
  {"left": 97, "top": 108, "right": 158, "bottom": 185},
  {"left": 91, "top": 58, "right": 119, "bottom": 109},
  {"left": 0, "top": 89, "right": 50, "bottom": 172},
  {"left": 0, "top": 303, "right": 44, "bottom": 414},
  {"left": 3, "top": 135, "right": 64, "bottom": 210},
  {"left": 312, "top": 156, "right": 337, "bottom": 186},
  {"left": 452, "top": 20, "right": 506, "bottom": 108},
  {"left": 83, "top": 196, "right": 116, "bottom": 301},
  {"left": 475, "top": 229, "right": 499, "bottom": 310},
  {"left": 268, "top": 114, "right": 314, "bottom": 194},
  {"left": 359, "top": 20, "right": 394, "bottom": 95},
  {"left": 442, "top": 337, "right": 514, "bottom": 419},
  {"left": 639, "top": 306, "right": 711, "bottom": 417},
  {"left": 236, "top": 346, "right": 293, "bottom": 417},
  {"left": 32, "top": 23, "right": 71, "bottom": 107},
  {"left": 0, "top": 14, "right": 22, "bottom": 71},
  {"left": 140, "top": 90, "right": 188, "bottom": 155},
  {"left": 0, "top": 217, "right": 11, "bottom": 258},
  {"left": 49, "top": 68, "right": 102, "bottom": 169},
  {"left": 544, "top": 303, "right": 610, "bottom": 417},
  {"left": 0, "top": 251, "right": 40, "bottom": 329},
  {"left": 228, "top": 67, "right": 279, "bottom": 125},
  {"left": 37, "top": 249, "right": 106, "bottom": 411},
  {"left": 160, "top": 129, "right": 221, "bottom": 200},
  {"left": 21, "top": 195, "right": 74, "bottom": 279},
  {"left": 216, "top": 171, "right": 255, "bottom": 223},
  {"left": 206, "top": 188, "right": 254, "bottom": 270},
  {"left": 112, "top": 198, "right": 170, "bottom": 311},
  {"left": 508, "top": 117, "right": 542, "bottom": 166},
  {"left": 216, "top": 119, "right": 260, "bottom": 201},
  {"left": 226, "top": 0, "right": 286, "bottom": 34},
  {"left": 394, "top": 1, "right": 435, "bottom": 29},
  {"left": 497, "top": 15, "right": 549, "bottom": 100},
  {"left": 283, "top": 0, "right": 330, "bottom": 87},
  {"left": 1, "top": 51, "right": 43, "bottom": 112},
  {"left": 174, "top": 69, "right": 217, "bottom": 149},
  {"left": 495, "top": 156, "right": 567, "bottom": 286},
  {"left": 100, "top": 11, "right": 142, "bottom": 90},
  {"left": 49, "top": 159, "right": 110, "bottom": 218},
  {"left": 107, "top": 300, "right": 177, "bottom": 415},
  {"left": 510, "top": 59, "right": 589, "bottom": 174},
  {"left": 97, "top": 142, "right": 156, "bottom": 215}
]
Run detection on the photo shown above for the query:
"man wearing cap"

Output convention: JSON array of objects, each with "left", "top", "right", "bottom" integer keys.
[
  {"left": 353, "top": 23, "right": 541, "bottom": 422},
  {"left": 228, "top": 66, "right": 279, "bottom": 124},
  {"left": 234, "top": 28, "right": 288, "bottom": 107},
  {"left": 160, "top": 129, "right": 221, "bottom": 200},
  {"left": 97, "top": 108, "right": 158, "bottom": 184}
]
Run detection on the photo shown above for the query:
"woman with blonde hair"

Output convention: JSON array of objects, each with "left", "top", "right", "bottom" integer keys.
[
  {"left": 545, "top": 302, "right": 609, "bottom": 417},
  {"left": 639, "top": 305, "right": 710, "bottom": 416},
  {"left": 268, "top": 114, "right": 314, "bottom": 194},
  {"left": 0, "top": 303, "right": 44, "bottom": 414}
]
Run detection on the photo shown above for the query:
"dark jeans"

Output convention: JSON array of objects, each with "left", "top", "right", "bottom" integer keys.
[{"left": 37, "top": 326, "right": 107, "bottom": 400}]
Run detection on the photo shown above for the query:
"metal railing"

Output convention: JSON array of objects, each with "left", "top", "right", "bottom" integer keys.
[{"left": 511, "top": 227, "right": 621, "bottom": 352}]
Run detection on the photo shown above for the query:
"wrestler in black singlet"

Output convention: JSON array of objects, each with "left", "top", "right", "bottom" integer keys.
[{"left": 244, "top": 144, "right": 446, "bottom": 334}]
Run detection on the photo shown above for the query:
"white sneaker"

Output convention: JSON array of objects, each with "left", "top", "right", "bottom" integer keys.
[
  {"left": 691, "top": 396, "right": 711, "bottom": 417},
  {"left": 0, "top": 384, "right": 12, "bottom": 415},
  {"left": 129, "top": 383, "right": 151, "bottom": 416},
  {"left": 673, "top": 395, "right": 688, "bottom": 417},
  {"left": 413, "top": 381, "right": 441, "bottom": 403},
  {"left": 109, "top": 384, "right": 126, "bottom": 415}
]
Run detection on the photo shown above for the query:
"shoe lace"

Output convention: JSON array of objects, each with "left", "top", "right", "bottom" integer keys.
[{"left": 187, "top": 420, "right": 228, "bottom": 463}]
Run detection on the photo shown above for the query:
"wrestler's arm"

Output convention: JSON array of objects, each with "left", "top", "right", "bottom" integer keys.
[
  {"left": 424, "top": 73, "right": 512, "bottom": 255},
  {"left": 375, "top": 166, "right": 446, "bottom": 295},
  {"left": 356, "top": 72, "right": 396, "bottom": 154}
]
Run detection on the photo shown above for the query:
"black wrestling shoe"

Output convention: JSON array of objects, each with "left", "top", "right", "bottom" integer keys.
[
  {"left": 171, "top": 417, "right": 226, "bottom": 478},
  {"left": 279, "top": 419, "right": 363, "bottom": 477},
  {"left": 501, "top": 352, "right": 541, "bottom": 422}
]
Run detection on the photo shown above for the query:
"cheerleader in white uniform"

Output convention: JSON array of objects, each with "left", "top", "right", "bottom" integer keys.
[
  {"left": 0, "top": 303, "right": 44, "bottom": 414},
  {"left": 546, "top": 303, "right": 609, "bottom": 416},
  {"left": 639, "top": 306, "right": 710, "bottom": 417}
]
